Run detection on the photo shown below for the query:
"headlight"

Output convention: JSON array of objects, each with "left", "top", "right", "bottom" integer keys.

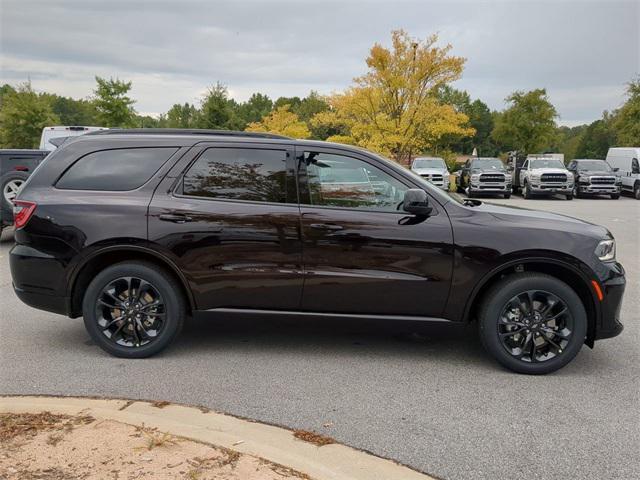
[
  {"left": 616, "top": 177, "right": 622, "bottom": 185},
  {"left": 531, "top": 174, "right": 540, "bottom": 181},
  {"left": 579, "top": 176, "right": 589, "bottom": 183},
  {"left": 595, "top": 239, "right": 616, "bottom": 262},
  {"left": 471, "top": 174, "right": 480, "bottom": 182},
  {"left": 504, "top": 173, "right": 512, "bottom": 182}
]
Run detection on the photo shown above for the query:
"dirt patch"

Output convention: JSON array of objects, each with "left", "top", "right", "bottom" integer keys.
[
  {"left": 0, "top": 412, "right": 311, "bottom": 480},
  {"left": 293, "top": 429, "right": 336, "bottom": 446}
]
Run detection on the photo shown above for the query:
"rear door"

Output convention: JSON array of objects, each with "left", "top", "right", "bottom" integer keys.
[
  {"left": 148, "top": 142, "right": 304, "bottom": 311},
  {"left": 296, "top": 146, "right": 454, "bottom": 317}
]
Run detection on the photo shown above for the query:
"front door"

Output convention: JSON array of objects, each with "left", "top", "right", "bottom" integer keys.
[
  {"left": 296, "top": 147, "right": 454, "bottom": 318},
  {"left": 148, "top": 142, "right": 303, "bottom": 311}
]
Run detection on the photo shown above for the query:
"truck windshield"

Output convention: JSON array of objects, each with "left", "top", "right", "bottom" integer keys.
[
  {"left": 577, "top": 160, "right": 611, "bottom": 171},
  {"left": 472, "top": 158, "right": 504, "bottom": 169},
  {"left": 413, "top": 158, "right": 446, "bottom": 169},
  {"left": 530, "top": 159, "right": 565, "bottom": 169}
]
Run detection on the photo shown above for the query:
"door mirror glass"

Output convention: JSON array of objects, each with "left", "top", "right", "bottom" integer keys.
[
  {"left": 613, "top": 167, "right": 619, "bottom": 172},
  {"left": 403, "top": 189, "right": 432, "bottom": 216}
]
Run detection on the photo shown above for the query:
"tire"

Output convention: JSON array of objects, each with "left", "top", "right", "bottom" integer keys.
[
  {"left": 503, "top": 193, "right": 511, "bottom": 199},
  {"left": 466, "top": 187, "right": 475, "bottom": 199},
  {"left": 634, "top": 183, "right": 640, "bottom": 200},
  {"left": 523, "top": 181, "right": 532, "bottom": 199},
  {"left": 478, "top": 273, "right": 587, "bottom": 375},
  {"left": 610, "top": 193, "right": 620, "bottom": 200},
  {"left": 1, "top": 171, "right": 30, "bottom": 222},
  {"left": 82, "top": 261, "right": 186, "bottom": 358},
  {"left": 566, "top": 194, "right": 573, "bottom": 200},
  {"left": 573, "top": 184, "right": 581, "bottom": 199}
]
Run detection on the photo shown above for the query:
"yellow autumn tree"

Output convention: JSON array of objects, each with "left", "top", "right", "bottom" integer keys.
[
  {"left": 246, "top": 105, "right": 311, "bottom": 139},
  {"left": 312, "top": 30, "right": 474, "bottom": 164}
]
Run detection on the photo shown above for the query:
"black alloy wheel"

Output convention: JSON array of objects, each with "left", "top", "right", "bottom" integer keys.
[
  {"left": 83, "top": 262, "right": 185, "bottom": 358},
  {"left": 479, "top": 272, "right": 587, "bottom": 374}
]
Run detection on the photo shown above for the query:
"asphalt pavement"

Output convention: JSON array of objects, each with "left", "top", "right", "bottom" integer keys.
[{"left": 1, "top": 194, "right": 638, "bottom": 480}]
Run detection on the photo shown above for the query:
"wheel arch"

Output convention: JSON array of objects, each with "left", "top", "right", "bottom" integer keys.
[
  {"left": 463, "top": 257, "right": 600, "bottom": 347},
  {"left": 68, "top": 245, "right": 195, "bottom": 318}
]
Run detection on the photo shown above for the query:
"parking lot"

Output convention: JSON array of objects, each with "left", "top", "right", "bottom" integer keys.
[{"left": 0, "top": 194, "right": 638, "bottom": 480}]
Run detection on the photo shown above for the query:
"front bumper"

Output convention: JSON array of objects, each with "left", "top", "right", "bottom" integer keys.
[
  {"left": 577, "top": 184, "right": 620, "bottom": 194},
  {"left": 594, "top": 261, "right": 626, "bottom": 341},
  {"left": 469, "top": 182, "right": 511, "bottom": 194},
  {"left": 530, "top": 183, "right": 573, "bottom": 194}
]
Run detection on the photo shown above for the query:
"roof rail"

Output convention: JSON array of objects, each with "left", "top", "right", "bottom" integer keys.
[{"left": 85, "top": 128, "right": 291, "bottom": 140}]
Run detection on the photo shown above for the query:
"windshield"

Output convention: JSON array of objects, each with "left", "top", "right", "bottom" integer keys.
[
  {"left": 413, "top": 158, "right": 446, "bottom": 169},
  {"left": 471, "top": 158, "right": 504, "bottom": 170},
  {"left": 577, "top": 160, "right": 611, "bottom": 171},
  {"left": 530, "top": 159, "right": 565, "bottom": 169}
]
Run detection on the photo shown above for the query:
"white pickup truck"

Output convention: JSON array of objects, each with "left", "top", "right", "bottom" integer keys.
[{"left": 520, "top": 156, "right": 574, "bottom": 200}]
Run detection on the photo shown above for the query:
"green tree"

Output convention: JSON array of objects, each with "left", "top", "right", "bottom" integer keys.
[
  {"left": 613, "top": 78, "right": 640, "bottom": 146},
  {"left": 41, "top": 94, "right": 98, "bottom": 125},
  {"left": 165, "top": 102, "right": 199, "bottom": 128},
  {"left": 93, "top": 76, "right": 136, "bottom": 127},
  {"left": 575, "top": 117, "right": 616, "bottom": 158},
  {"left": 237, "top": 93, "right": 273, "bottom": 125},
  {"left": 491, "top": 89, "right": 558, "bottom": 154},
  {"left": 198, "top": 83, "right": 243, "bottom": 130},
  {"left": 0, "top": 82, "right": 59, "bottom": 148}
]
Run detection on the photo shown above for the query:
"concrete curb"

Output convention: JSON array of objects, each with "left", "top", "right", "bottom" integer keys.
[{"left": 0, "top": 396, "right": 434, "bottom": 480}]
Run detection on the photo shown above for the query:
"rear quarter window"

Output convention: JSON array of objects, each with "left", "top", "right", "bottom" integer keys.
[{"left": 56, "top": 147, "right": 178, "bottom": 191}]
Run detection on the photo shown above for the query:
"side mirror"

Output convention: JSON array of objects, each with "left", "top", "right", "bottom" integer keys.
[
  {"left": 613, "top": 167, "right": 619, "bottom": 172},
  {"left": 403, "top": 189, "right": 432, "bottom": 216}
]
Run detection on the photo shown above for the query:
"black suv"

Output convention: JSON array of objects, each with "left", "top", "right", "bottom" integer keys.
[
  {"left": 10, "top": 130, "right": 625, "bottom": 374},
  {"left": 1, "top": 149, "right": 49, "bottom": 232}
]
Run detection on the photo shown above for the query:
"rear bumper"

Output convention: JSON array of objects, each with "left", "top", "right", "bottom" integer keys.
[
  {"left": 594, "top": 261, "right": 625, "bottom": 341},
  {"left": 10, "top": 243, "right": 70, "bottom": 316}
]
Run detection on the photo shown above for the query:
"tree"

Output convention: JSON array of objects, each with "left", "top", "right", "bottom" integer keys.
[
  {"left": 198, "top": 83, "right": 243, "bottom": 130},
  {"left": 165, "top": 102, "right": 199, "bottom": 128},
  {"left": 246, "top": 105, "right": 311, "bottom": 138},
  {"left": 0, "top": 82, "right": 59, "bottom": 148},
  {"left": 491, "top": 89, "right": 558, "bottom": 153},
  {"left": 42, "top": 94, "right": 98, "bottom": 125},
  {"left": 237, "top": 93, "right": 273, "bottom": 125},
  {"left": 612, "top": 78, "right": 640, "bottom": 146},
  {"left": 575, "top": 117, "right": 616, "bottom": 158},
  {"left": 93, "top": 76, "right": 136, "bottom": 127},
  {"left": 310, "top": 30, "right": 473, "bottom": 163}
]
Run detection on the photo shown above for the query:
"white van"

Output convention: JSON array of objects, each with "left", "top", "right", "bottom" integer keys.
[
  {"left": 605, "top": 147, "right": 640, "bottom": 199},
  {"left": 39, "top": 126, "right": 108, "bottom": 151}
]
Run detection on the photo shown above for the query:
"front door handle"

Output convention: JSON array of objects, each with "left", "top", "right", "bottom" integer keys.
[
  {"left": 159, "top": 213, "right": 193, "bottom": 223},
  {"left": 309, "top": 223, "right": 344, "bottom": 231}
]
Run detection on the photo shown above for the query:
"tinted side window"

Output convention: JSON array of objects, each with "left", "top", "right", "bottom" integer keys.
[
  {"left": 303, "top": 152, "right": 407, "bottom": 211},
  {"left": 182, "top": 148, "right": 287, "bottom": 203},
  {"left": 57, "top": 147, "right": 177, "bottom": 191}
]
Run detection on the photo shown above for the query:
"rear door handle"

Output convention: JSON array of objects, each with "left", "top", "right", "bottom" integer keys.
[
  {"left": 309, "top": 223, "right": 344, "bottom": 231},
  {"left": 159, "top": 213, "right": 193, "bottom": 223}
]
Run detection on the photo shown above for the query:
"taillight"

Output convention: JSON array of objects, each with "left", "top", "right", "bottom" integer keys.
[{"left": 13, "top": 200, "right": 37, "bottom": 229}]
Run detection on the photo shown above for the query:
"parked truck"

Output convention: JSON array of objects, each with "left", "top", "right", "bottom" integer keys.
[
  {"left": 605, "top": 147, "right": 640, "bottom": 199},
  {"left": 455, "top": 157, "right": 511, "bottom": 198},
  {"left": 509, "top": 152, "right": 574, "bottom": 199}
]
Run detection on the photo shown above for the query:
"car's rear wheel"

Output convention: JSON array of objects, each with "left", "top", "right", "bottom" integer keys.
[
  {"left": 82, "top": 262, "right": 185, "bottom": 358},
  {"left": 1, "top": 171, "right": 29, "bottom": 222},
  {"left": 522, "top": 181, "right": 532, "bottom": 199},
  {"left": 634, "top": 183, "right": 640, "bottom": 200},
  {"left": 478, "top": 273, "right": 587, "bottom": 374}
]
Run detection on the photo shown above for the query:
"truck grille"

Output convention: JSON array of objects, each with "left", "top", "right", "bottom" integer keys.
[
  {"left": 541, "top": 173, "right": 567, "bottom": 183},
  {"left": 479, "top": 173, "right": 505, "bottom": 183},
  {"left": 590, "top": 176, "right": 616, "bottom": 185}
]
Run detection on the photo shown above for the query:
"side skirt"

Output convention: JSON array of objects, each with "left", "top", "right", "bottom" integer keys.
[{"left": 194, "top": 307, "right": 455, "bottom": 324}]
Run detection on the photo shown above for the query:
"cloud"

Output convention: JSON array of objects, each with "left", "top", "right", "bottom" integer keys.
[{"left": 1, "top": 0, "right": 638, "bottom": 124}]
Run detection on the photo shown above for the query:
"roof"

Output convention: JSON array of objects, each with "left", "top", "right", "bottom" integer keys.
[{"left": 86, "top": 128, "right": 290, "bottom": 140}]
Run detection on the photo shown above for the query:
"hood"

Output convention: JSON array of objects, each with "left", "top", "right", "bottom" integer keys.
[
  {"left": 412, "top": 167, "right": 448, "bottom": 175},
  {"left": 577, "top": 170, "right": 616, "bottom": 177},
  {"left": 471, "top": 167, "right": 507, "bottom": 173},
  {"left": 473, "top": 201, "right": 608, "bottom": 238}
]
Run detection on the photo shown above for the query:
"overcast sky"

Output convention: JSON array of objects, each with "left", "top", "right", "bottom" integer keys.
[{"left": 1, "top": 0, "right": 638, "bottom": 126}]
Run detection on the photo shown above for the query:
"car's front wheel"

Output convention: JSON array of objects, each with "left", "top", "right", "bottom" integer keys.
[
  {"left": 478, "top": 273, "right": 587, "bottom": 374},
  {"left": 522, "top": 181, "right": 532, "bottom": 199},
  {"left": 82, "top": 261, "right": 186, "bottom": 358}
]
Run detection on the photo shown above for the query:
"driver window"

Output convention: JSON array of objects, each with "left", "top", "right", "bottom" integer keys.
[
  {"left": 303, "top": 152, "right": 408, "bottom": 212},
  {"left": 523, "top": 160, "right": 529, "bottom": 169},
  {"left": 632, "top": 158, "right": 639, "bottom": 174}
]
